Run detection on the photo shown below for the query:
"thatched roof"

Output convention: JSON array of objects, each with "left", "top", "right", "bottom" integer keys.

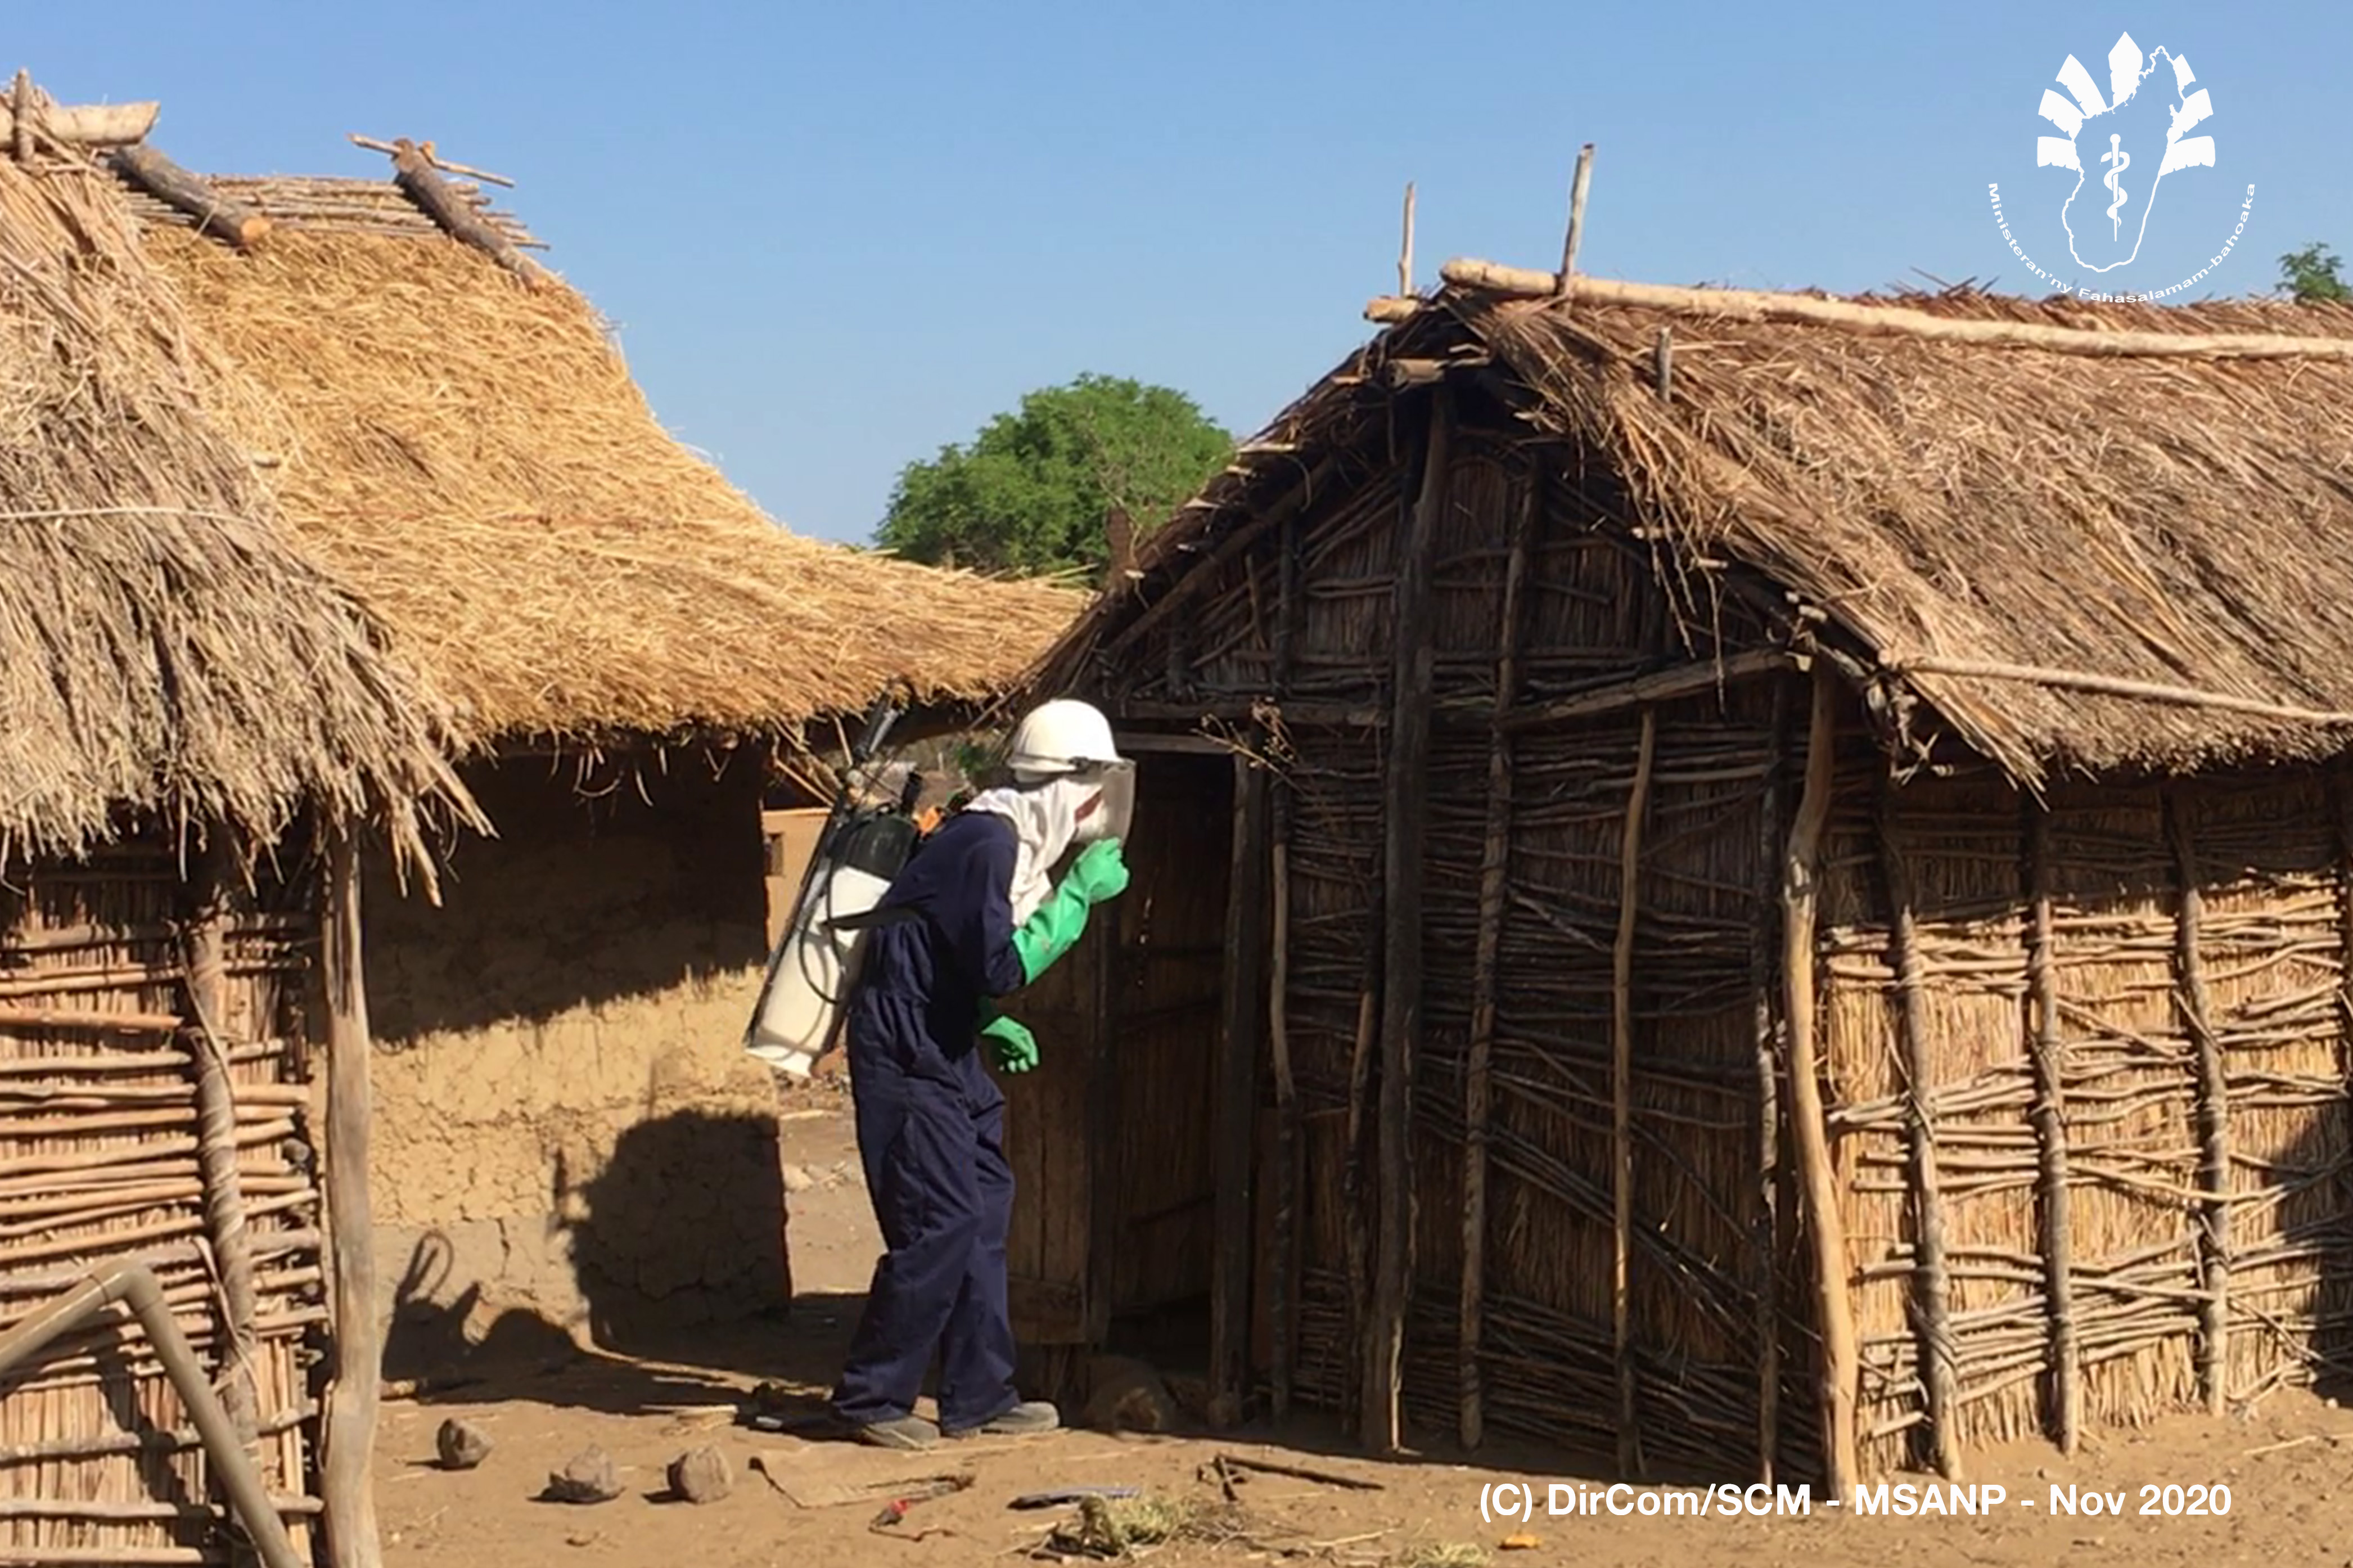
[
  {"left": 0, "top": 144, "right": 472, "bottom": 866},
  {"left": 1039, "top": 264, "right": 2353, "bottom": 787},
  {"left": 103, "top": 156, "right": 1083, "bottom": 749}
]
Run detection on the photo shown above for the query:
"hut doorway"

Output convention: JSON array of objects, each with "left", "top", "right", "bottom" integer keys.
[{"left": 1003, "top": 741, "right": 1236, "bottom": 1401}]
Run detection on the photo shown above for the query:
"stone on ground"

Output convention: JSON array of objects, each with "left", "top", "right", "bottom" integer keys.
[
  {"left": 435, "top": 1418, "right": 492, "bottom": 1470},
  {"left": 669, "top": 1445, "right": 732, "bottom": 1504},
  {"left": 545, "top": 1446, "right": 622, "bottom": 1503}
]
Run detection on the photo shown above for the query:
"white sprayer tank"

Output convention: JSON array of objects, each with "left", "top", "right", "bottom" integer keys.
[{"left": 743, "top": 812, "right": 917, "bottom": 1080}]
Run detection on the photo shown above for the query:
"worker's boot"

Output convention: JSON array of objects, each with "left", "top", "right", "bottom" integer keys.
[
  {"left": 945, "top": 1400, "right": 1060, "bottom": 1440},
  {"left": 854, "top": 1414, "right": 940, "bottom": 1450}
]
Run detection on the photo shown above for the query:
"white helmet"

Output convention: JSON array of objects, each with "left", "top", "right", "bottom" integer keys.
[
  {"left": 1003, "top": 699, "right": 1125, "bottom": 783},
  {"left": 1002, "top": 699, "right": 1133, "bottom": 843}
]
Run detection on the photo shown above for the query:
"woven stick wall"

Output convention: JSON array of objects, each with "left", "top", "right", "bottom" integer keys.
[
  {"left": 1079, "top": 368, "right": 2353, "bottom": 1482},
  {"left": 1820, "top": 758, "right": 2353, "bottom": 1476},
  {"left": 0, "top": 838, "right": 327, "bottom": 1565},
  {"left": 1107, "top": 414, "right": 1805, "bottom": 1476}
]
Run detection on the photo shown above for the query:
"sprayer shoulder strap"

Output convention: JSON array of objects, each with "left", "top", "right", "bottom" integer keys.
[{"left": 824, "top": 903, "right": 925, "bottom": 934}]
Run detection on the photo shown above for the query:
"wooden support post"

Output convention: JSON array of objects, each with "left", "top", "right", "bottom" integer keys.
[
  {"left": 1269, "top": 510, "right": 1302, "bottom": 1422},
  {"left": 1654, "top": 327, "right": 1674, "bottom": 403},
  {"left": 1751, "top": 681, "right": 1788, "bottom": 1483},
  {"left": 1085, "top": 895, "right": 1123, "bottom": 1349},
  {"left": 2331, "top": 771, "right": 2353, "bottom": 1275},
  {"left": 106, "top": 145, "right": 272, "bottom": 248},
  {"left": 1268, "top": 822, "right": 1297, "bottom": 1420},
  {"left": 1340, "top": 977, "right": 1378, "bottom": 1435},
  {"left": 1398, "top": 181, "right": 1416, "bottom": 296},
  {"left": 1611, "top": 709, "right": 1657, "bottom": 1479},
  {"left": 1460, "top": 465, "right": 1538, "bottom": 1450},
  {"left": 1274, "top": 508, "right": 1301, "bottom": 698},
  {"left": 382, "top": 138, "right": 544, "bottom": 287},
  {"left": 1362, "top": 390, "right": 1450, "bottom": 1454},
  {"left": 1212, "top": 753, "right": 1270, "bottom": 1413},
  {"left": 1557, "top": 143, "right": 1594, "bottom": 295},
  {"left": 2166, "top": 790, "right": 2229, "bottom": 1416},
  {"left": 182, "top": 837, "right": 262, "bottom": 1493},
  {"left": 9, "top": 72, "right": 29, "bottom": 165},
  {"left": 1784, "top": 664, "right": 1858, "bottom": 1499},
  {"left": 319, "top": 830, "right": 381, "bottom": 1568},
  {"left": 2023, "top": 799, "right": 2081, "bottom": 1452},
  {"left": 1879, "top": 787, "right": 1962, "bottom": 1481}
]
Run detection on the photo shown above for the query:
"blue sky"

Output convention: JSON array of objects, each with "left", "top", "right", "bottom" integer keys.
[{"left": 17, "top": 1, "right": 2345, "bottom": 545}]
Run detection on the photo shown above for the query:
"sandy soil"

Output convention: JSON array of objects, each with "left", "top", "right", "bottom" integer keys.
[{"left": 373, "top": 1076, "right": 2353, "bottom": 1567}]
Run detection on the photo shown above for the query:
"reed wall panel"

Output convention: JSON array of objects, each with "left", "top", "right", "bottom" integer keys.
[
  {"left": 1817, "top": 763, "right": 2353, "bottom": 1476},
  {"left": 0, "top": 842, "right": 324, "bottom": 1566},
  {"left": 2172, "top": 777, "right": 2351, "bottom": 1402}
]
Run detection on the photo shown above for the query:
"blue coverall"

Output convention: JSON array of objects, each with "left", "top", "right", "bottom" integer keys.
[{"left": 830, "top": 809, "right": 1030, "bottom": 1432}]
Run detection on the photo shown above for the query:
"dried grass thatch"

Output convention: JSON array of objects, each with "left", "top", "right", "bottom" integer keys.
[
  {"left": 135, "top": 218, "right": 1084, "bottom": 749},
  {"left": 1040, "top": 274, "right": 2353, "bottom": 787},
  {"left": 0, "top": 150, "right": 474, "bottom": 867}
]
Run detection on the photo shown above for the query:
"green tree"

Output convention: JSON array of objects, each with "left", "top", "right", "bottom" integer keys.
[
  {"left": 875, "top": 374, "right": 1233, "bottom": 576},
  {"left": 2278, "top": 244, "right": 2351, "bottom": 303}
]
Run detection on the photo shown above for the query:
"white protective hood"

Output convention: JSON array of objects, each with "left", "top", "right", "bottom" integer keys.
[{"left": 961, "top": 773, "right": 1097, "bottom": 924}]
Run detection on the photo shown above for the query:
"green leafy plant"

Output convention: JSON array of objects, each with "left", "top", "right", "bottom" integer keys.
[
  {"left": 2278, "top": 244, "right": 2351, "bottom": 303},
  {"left": 875, "top": 374, "right": 1232, "bottom": 576}
]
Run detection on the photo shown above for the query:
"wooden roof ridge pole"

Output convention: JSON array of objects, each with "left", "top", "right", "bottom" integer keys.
[
  {"left": 0, "top": 85, "right": 157, "bottom": 151},
  {"left": 374, "top": 135, "right": 546, "bottom": 287},
  {"left": 107, "top": 142, "right": 272, "bottom": 248},
  {"left": 1784, "top": 661, "right": 1859, "bottom": 1498},
  {"left": 1438, "top": 259, "right": 2353, "bottom": 361}
]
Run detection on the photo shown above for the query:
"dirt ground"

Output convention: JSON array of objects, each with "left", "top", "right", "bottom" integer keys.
[{"left": 373, "top": 1077, "right": 2353, "bottom": 1567}]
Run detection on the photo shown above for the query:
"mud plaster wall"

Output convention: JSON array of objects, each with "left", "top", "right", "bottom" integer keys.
[{"left": 361, "top": 753, "right": 785, "bottom": 1374}]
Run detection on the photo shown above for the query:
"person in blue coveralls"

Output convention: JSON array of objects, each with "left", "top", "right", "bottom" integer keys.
[{"left": 829, "top": 699, "right": 1135, "bottom": 1450}]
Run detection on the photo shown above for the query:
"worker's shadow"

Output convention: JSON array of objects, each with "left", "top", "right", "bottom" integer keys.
[
  {"left": 380, "top": 1231, "right": 585, "bottom": 1392},
  {"left": 560, "top": 1111, "right": 867, "bottom": 1403},
  {"left": 376, "top": 1109, "right": 854, "bottom": 1424}
]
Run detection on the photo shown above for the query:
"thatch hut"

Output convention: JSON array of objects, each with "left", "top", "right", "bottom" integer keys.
[
  {"left": 0, "top": 116, "right": 472, "bottom": 1566},
  {"left": 57, "top": 108, "right": 1085, "bottom": 1365},
  {"left": 1013, "top": 256, "right": 2353, "bottom": 1493}
]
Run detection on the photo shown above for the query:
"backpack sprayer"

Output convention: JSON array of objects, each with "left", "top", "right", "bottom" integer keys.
[{"left": 742, "top": 689, "right": 928, "bottom": 1080}]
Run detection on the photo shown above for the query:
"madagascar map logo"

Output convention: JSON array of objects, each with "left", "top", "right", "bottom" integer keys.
[{"left": 1987, "top": 31, "right": 2253, "bottom": 303}]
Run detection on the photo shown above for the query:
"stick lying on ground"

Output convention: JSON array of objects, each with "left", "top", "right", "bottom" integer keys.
[
  {"left": 869, "top": 1474, "right": 971, "bottom": 1540},
  {"left": 1211, "top": 1453, "right": 1385, "bottom": 1490}
]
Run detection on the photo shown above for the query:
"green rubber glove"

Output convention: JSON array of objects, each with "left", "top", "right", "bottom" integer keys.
[
  {"left": 980, "top": 1010, "right": 1038, "bottom": 1073},
  {"left": 1065, "top": 839, "right": 1130, "bottom": 904},
  {"left": 1009, "top": 840, "right": 1132, "bottom": 984}
]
